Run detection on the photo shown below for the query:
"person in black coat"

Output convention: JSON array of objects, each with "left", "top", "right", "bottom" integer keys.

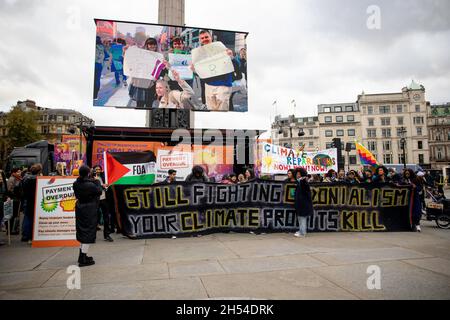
[
  {"left": 21, "top": 164, "right": 43, "bottom": 242},
  {"left": 294, "top": 168, "right": 314, "bottom": 237},
  {"left": 73, "top": 165, "right": 103, "bottom": 267}
]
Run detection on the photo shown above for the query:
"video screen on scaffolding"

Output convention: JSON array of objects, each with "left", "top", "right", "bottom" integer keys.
[{"left": 93, "top": 19, "right": 248, "bottom": 112}]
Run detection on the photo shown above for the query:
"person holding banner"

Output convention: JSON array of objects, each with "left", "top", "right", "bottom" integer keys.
[
  {"left": 401, "top": 169, "right": 423, "bottom": 232},
  {"left": 128, "top": 37, "right": 165, "bottom": 109},
  {"left": 73, "top": 165, "right": 103, "bottom": 267},
  {"left": 191, "top": 30, "right": 234, "bottom": 111},
  {"left": 294, "top": 168, "right": 313, "bottom": 238}
]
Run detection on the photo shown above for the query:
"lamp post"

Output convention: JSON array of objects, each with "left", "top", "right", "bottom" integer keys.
[
  {"left": 399, "top": 126, "right": 407, "bottom": 170},
  {"left": 68, "top": 117, "right": 93, "bottom": 164}
]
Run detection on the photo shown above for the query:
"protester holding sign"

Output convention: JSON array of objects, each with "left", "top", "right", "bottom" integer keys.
[
  {"left": 191, "top": 30, "right": 234, "bottom": 111},
  {"left": 294, "top": 168, "right": 313, "bottom": 238},
  {"left": 73, "top": 165, "right": 103, "bottom": 267}
]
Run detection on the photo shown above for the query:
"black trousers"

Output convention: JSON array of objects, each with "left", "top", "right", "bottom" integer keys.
[{"left": 98, "top": 199, "right": 111, "bottom": 238}]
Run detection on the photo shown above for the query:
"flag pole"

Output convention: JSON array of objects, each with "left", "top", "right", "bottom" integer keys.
[{"left": 103, "top": 151, "right": 108, "bottom": 185}]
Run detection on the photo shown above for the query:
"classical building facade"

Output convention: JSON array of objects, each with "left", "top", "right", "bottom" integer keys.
[
  {"left": 317, "top": 103, "right": 361, "bottom": 171},
  {"left": 0, "top": 100, "right": 94, "bottom": 166},
  {"left": 358, "top": 81, "right": 430, "bottom": 167},
  {"left": 272, "top": 115, "right": 319, "bottom": 152},
  {"left": 271, "top": 81, "right": 435, "bottom": 173},
  {"left": 428, "top": 103, "right": 450, "bottom": 175}
]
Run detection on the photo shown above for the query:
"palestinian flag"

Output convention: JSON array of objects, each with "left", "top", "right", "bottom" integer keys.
[{"left": 104, "top": 151, "right": 156, "bottom": 185}]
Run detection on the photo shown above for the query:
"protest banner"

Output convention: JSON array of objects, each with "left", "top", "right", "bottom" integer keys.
[
  {"left": 32, "top": 177, "right": 79, "bottom": 248},
  {"left": 112, "top": 180, "right": 414, "bottom": 239},
  {"left": 155, "top": 150, "right": 193, "bottom": 182},
  {"left": 260, "top": 143, "right": 338, "bottom": 175}
]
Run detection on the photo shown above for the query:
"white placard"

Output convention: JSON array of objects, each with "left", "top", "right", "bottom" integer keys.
[
  {"left": 191, "top": 42, "right": 234, "bottom": 79},
  {"left": 123, "top": 46, "right": 165, "bottom": 80},
  {"left": 156, "top": 150, "right": 193, "bottom": 182},
  {"left": 168, "top": 53, "right": 193, "bottom": 80}
]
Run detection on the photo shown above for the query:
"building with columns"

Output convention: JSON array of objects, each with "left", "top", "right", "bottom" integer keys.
[
  {"left": 428, "top": 103, "right": 450, "bottom": 176},
  {"left": 358, "top": 81, "right": 430, "bottom": 167}
]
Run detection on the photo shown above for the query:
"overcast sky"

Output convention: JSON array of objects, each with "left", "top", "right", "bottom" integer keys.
[{"left": 0, "top": 0, "right": 449, "bottom": 132}]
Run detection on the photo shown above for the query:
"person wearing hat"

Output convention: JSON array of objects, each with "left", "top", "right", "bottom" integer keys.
[
  {"left": 294, "top": 167, "right": 314, "bottom": 237},
  {"left": 73, "top": 165, "right": 103, "bottom": 267}
]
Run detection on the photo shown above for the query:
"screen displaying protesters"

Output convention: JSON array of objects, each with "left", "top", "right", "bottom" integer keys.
[
  {"left": 94, "top": 20, "right": 248, "bottom": 112},
  {"left": 73, "top": 165, "right": 103, "bottom": 267}
]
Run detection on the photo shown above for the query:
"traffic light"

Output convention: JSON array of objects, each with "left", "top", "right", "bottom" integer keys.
[{"left": 331, "top": 138, "right": 344, "bottom": 172}]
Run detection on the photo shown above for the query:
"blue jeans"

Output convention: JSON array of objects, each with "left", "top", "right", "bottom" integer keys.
[
  {"left": 22, "top": 214, "right": 33, "bottom": 240},
  {"left": 298, "top": 216, "right": 308, "bottom": 235}
]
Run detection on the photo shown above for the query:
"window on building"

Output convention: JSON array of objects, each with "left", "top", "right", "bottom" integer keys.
[
  {"left": 325, "top": 130, "right": 333, "bottom": 137},
  {"left": 325, "top": 116, "right": 332, "bottom": 123},
  {"left": 418, "top": 154, "right": 424, "bottom": 164},
  {"left": 337, "top": 130, "right": 344, "bottom": 137},
  {"left": 383, "top": 154, "right": 393, "bottom": 164},
  {"left": 346, "top": 105, "right": 354, "bottom": 112},
  {"left": 367, "top": 129, "right": 377, "bottom": 138},
  {"left": 336, "top": 116, "right": 343, "bottom": 123},
  {"left": 56, "top": 126, "right": 62, "bottom": 134},
  {"left": 368, "top": 118, "right": 375, "bottom": 126},
  {"left": 379, "top": 106, "right": 391, "bottom": 114},
  {"left": 381, "top": 117, "right": 391, "bottom": 126},
  {"left": 383, "top": 141, "right": 391, "bottom": 151},
  {"left": 398, "top": 154, "right": 407, "bottom": 164},
  {"left": 397, "top": 117, "right": 404, "bottom": 125},
  {"left": 2, "top": 128, "right": 6, "bottom": 136},
  {"left": 348, "top": 129, "right": 355, "bottom": 136},
  {"left": 57, "top": 115, "right": 63, "bottom": 122},
  {"left": 41, "top": 126, "right": 49, "bottom": 134},
  {"left": 283, "top": 131, "right": 288, "bottom": 138},
  {"left": 417, "top": 127, "right": 422, "bottom": 136},
  {"left": 367, "top": 106, "right": 373, "bottom": 114},
  {"left": 418, "top": 141, "right": 423, "bottom": 150},
  {"left": 413, "top": 117, "right": 424, "bottom": 125},
  {"left": 382, "top": 128, "right": 391, "bottom": 138},
  {"left": 326, "top": 143, "right": 332, "bottom": 149},
  {"left": 415, "top": 105, "right": 420, "bottom": 112},
  {"left": 309, "top": 129, "right": 313, "bottom": 136},
  {"left": 437, "top": 147, "right": 443, "bottom": 160},
  {"left": 309, "top": 141, "right": 314, "bottom": 147},
  {"left": 347, "top": 115, "right": 355, "bottom": 122},
  {"left": 323, "top": 107, "right": 331, "bottom": 113},
  {"left": 368, "top": 141, "right": 377, "bottom": 151},
  {"left": 334, "top": 106, "right": 342, "bottom": 112},
  {"left": 49, "top": 115, "right": 56, "bottom": 121},
  {"left": 396, "top": 105, "right": 403, "bottom": 113},
  {"left": 63, "top": 115, "right": 69, "bottom": 121},
  {"left": 349, "top": 155, "right": 357, "bottom": 165}
]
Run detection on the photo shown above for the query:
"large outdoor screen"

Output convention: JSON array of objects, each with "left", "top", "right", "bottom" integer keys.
[{"left": 93, "top": 19, "right": 248, "bottom": 112}]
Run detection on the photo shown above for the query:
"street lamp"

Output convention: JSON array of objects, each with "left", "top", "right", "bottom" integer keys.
[
  {"left": 399, "top": 126, "right": 407, "bottom": 170},
  {"left": 68, "top": 117, "right": 94, "bottom": 162}
]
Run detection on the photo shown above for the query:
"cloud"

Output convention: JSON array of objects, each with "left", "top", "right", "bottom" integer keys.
[{"left": 0, "top": 0, "right": 449, "bottom": 132}]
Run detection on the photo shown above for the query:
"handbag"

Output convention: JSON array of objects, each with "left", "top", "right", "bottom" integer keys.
[{"left": 2, "top": 199, "right": 13, "bottom": 224}]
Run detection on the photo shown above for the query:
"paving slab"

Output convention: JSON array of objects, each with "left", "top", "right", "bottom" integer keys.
[
  {"left": 0, "top": 247, "right": 62, "bottom": 272},
  {"left": 43, "top": 263, "right": 169, "bottom": 287},
  {"left": 169, "top": 260, "right": 226, "bottom": 278},
  {"left": 0, "top": 286, "right": 69, "bottom": 300},
  {"left": 219, "top": 254, "right": 327, "bottom": 274},
  {"left": 37, "top": 244, "right": 145, "bottom": 270},
  {"left": 143, "top": 240, "right": 238, "bottom": 264},
  {"left": 312, "top": 260, "right": 450, "bottom": 300},
  {"left": 200, "top": 269, "right": 359, "bottom": 300},
  {"left": 310, "top": 247, "right": 432, "bottom": 266},
  {"left": 64, "top": 281, "right": 147, "bottom": 300},
  {"left": 222, "top": 238, "right": 314, "bottom": 258},
  {"left": 402, "top": 258, "right": 450, "bottom": 278},
  {"left": 141, "top": 277, "right": 209, "bottom": 300},
  {"left": 0, "top": 270, "right": 59, "bottom": 290}
]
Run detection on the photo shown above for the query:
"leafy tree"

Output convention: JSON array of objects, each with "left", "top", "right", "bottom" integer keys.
[{"left": 5, "top": 106, "right": 42, "bottom": 152}]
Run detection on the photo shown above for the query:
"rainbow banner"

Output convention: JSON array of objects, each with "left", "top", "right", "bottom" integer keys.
[{"left": 355, "top": 141, "right": 378, "bottom": 167}]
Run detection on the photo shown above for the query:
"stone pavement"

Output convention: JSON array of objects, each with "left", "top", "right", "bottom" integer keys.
[{"left": 1, "top": 219, "right": 449, "bottom": 300}]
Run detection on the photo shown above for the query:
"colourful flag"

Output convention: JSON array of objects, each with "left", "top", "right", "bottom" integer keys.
[
  {"left": 355, "top": 141, "right": 378, "bottom": 167},
  {"left": 104, "top": 151, "right": 156, "bottom": 185}
]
